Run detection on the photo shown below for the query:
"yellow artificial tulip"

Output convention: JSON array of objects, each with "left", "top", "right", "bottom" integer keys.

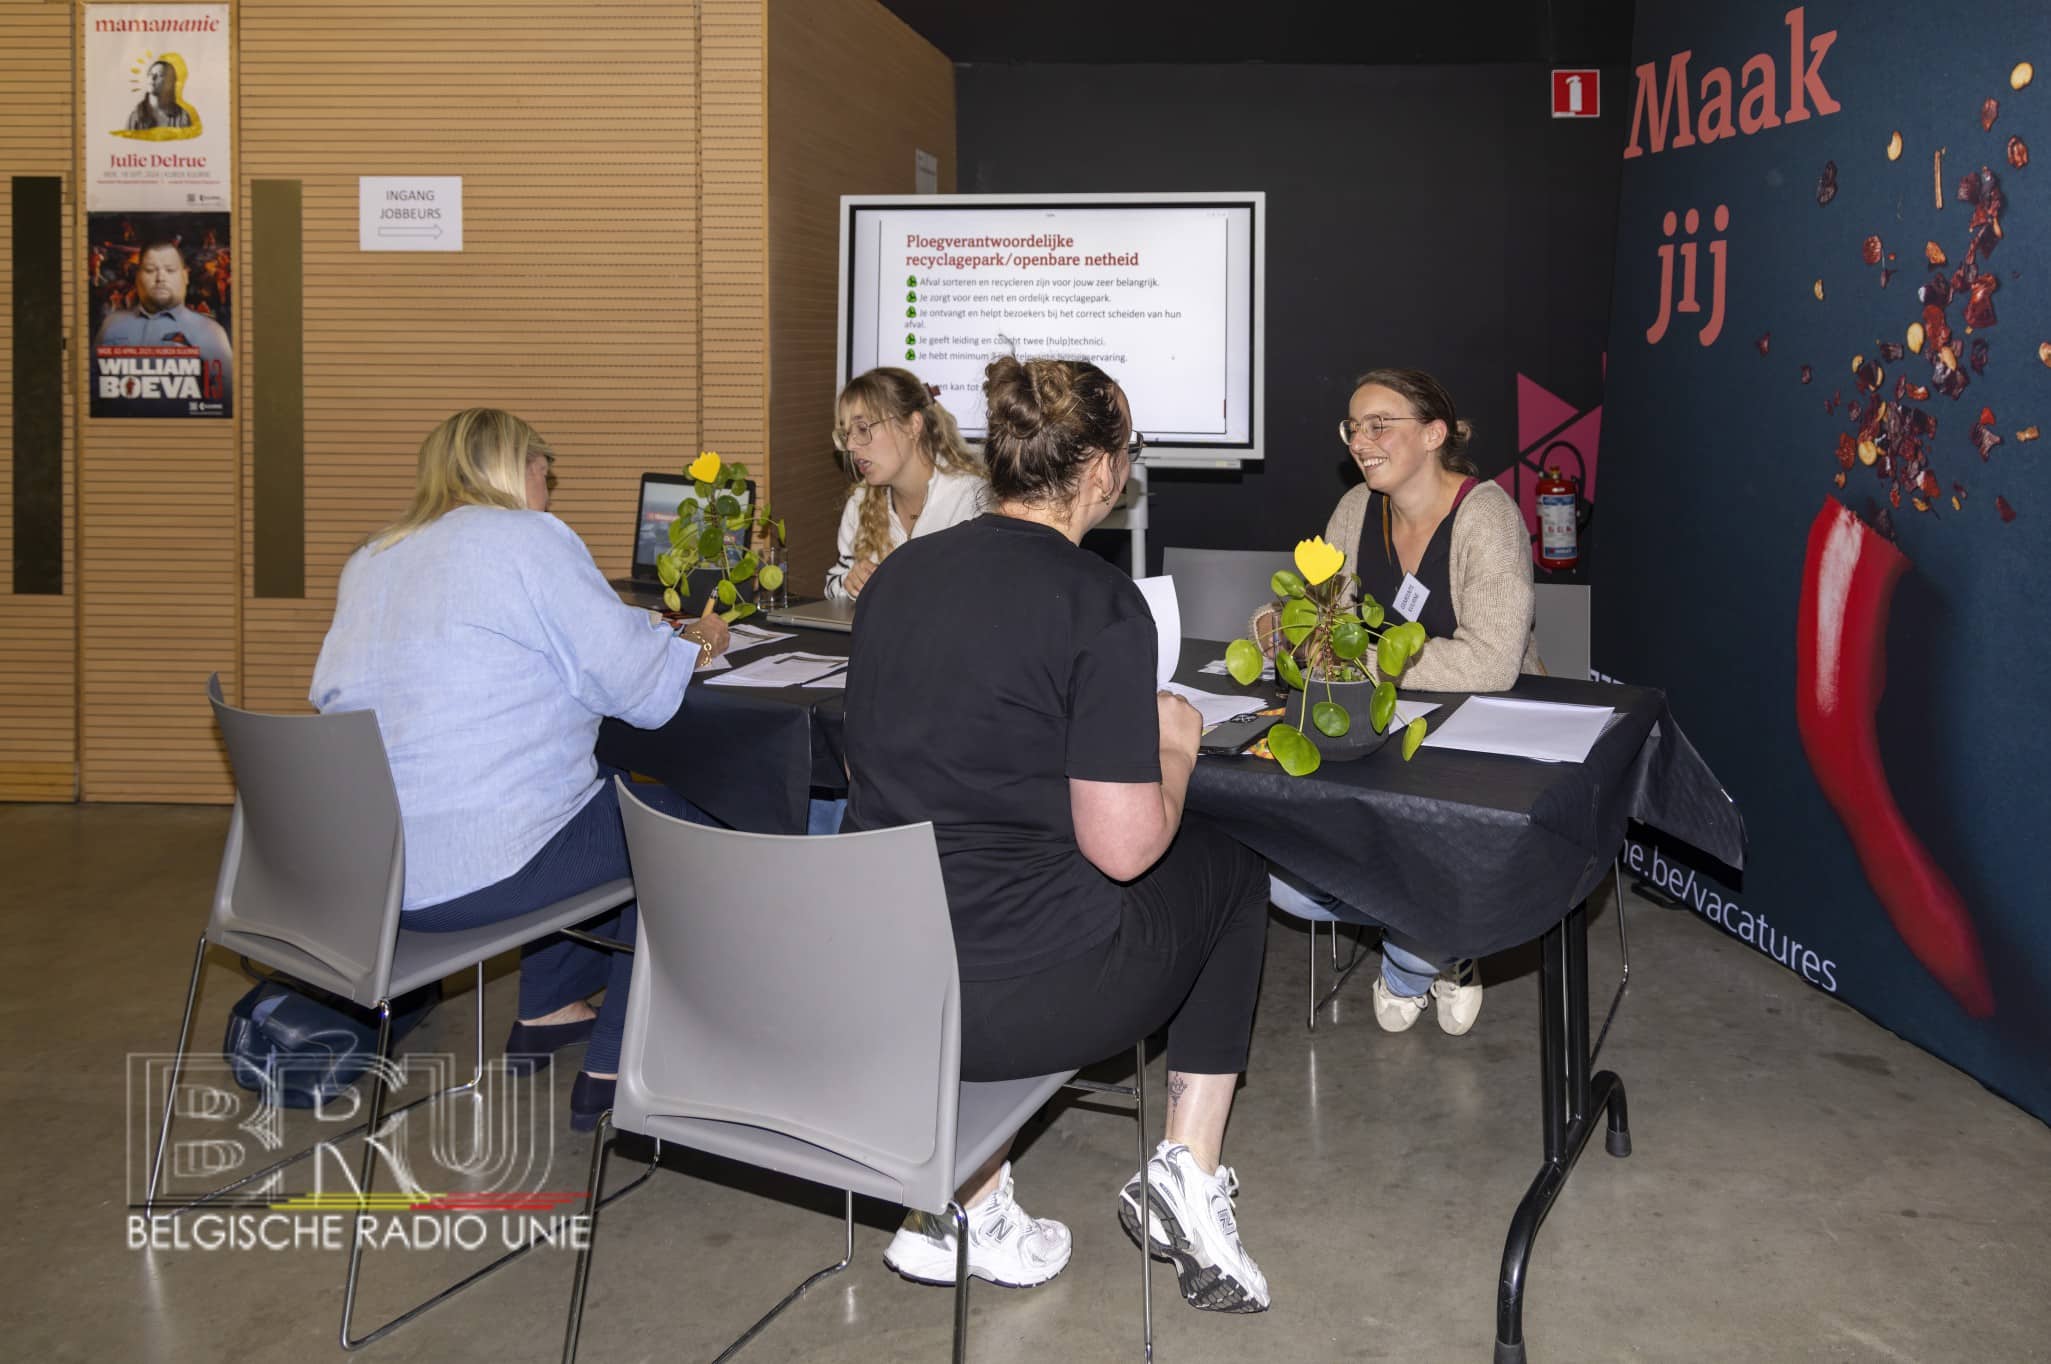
[
  {"left": 1293, "top": 536, "right": 1344, "bottom": 587},
  {"left": 687, "top": 450, "right": 723, "bottom": 482}
]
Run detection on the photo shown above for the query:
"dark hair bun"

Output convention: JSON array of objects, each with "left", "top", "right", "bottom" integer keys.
[{"left": 981, "top": 356, "right": 1125, "bottom": 505}]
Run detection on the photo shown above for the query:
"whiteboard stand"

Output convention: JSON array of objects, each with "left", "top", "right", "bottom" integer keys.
[{"left": 1098, "top": 462, "right": 1148, "bottom": 576}]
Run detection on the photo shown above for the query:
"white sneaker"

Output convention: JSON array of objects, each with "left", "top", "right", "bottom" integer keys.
[
  {"left": 882, "top": 1162, "right": 1071, "bottom": 1288},
  {"left": 1372, "top": 975, "right": 1430, "bottom": 1033},
  {"left": 1117, "top": 1141, "right": 1270, "bottom": 1313},
  {"left": 1432, "top": 959, "right": 1484, "bottom": 1035}
]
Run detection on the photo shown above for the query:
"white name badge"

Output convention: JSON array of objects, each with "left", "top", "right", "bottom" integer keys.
[{"left": 1392, "top": 573, "right": 1431, "bottom": 622}]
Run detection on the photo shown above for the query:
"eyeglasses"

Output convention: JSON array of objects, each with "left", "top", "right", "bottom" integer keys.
[
  {"left": 1126, "top": 431, "right": 1147, "bottom": 463},
  {"left": 1339, "top": 415, "right": 1423, "bottom": 444},
  {"left": 832, "top": 415, "right": 895, "bottom": 451}
]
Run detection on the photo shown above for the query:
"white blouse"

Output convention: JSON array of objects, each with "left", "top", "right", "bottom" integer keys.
[{"left": 823, "top": 463, "right": 992, "bottom": 600}]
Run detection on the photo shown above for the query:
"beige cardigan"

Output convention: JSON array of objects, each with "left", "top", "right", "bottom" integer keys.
[{"left": 1253, "top": 480, "right": 1543, "bottom": 691}]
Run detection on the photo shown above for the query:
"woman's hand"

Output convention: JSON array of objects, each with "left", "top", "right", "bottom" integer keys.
[
  {"left": 679, "top": 597, "right": 730, "bottom": 667},
  {"left": 842, "top": 558, "right": 881, "bottom": 599}
]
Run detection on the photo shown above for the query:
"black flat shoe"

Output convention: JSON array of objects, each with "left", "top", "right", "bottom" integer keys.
[
  {"left": 570, "top": 1072, "right": 616, "bottom": 1133},
  {"left": 503, "top": 1015, "right": 597, "bottom": 1076}
]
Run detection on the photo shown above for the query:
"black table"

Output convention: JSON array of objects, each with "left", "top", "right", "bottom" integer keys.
[{"left": 599, "top": 635, "right": 1744, "bottom": 1363}]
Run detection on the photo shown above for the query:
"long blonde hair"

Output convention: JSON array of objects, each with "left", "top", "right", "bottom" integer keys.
[
  {"left": 837, "top": 368, "right": 984, "bottom": 567},
  {"left": 368, "top": 407, "right": 553, "bottom": 550}
]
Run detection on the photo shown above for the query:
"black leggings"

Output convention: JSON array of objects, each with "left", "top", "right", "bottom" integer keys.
[{"left": 959, "top": 815, "right": 1268, "bottom": 1082}]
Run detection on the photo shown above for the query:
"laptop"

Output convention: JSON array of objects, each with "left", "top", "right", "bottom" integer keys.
[
  {"left": 765, "top": 596, "right": 858, "bottom": 633},
  {"left": 610, "top": 472, "right": 755, "bottom": 609}
]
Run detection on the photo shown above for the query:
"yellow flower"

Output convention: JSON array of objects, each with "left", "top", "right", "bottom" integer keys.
[
  {"left": 1294, "top": 536, "right": 1344, "bottom": 587},
  {"left": 687, "top": 450, "right": 722, "bottom": 482}
]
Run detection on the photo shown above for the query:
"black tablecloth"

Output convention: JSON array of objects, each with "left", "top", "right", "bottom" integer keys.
[
  {"left": 600, "top": 632, "right": 1745, "bottom": 957},
  {"left": 596, "top": 626, "right": 851, "bottom": 835}
]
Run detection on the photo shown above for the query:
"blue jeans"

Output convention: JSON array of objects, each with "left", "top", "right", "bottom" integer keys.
[
  {"left": 1267, "top": 868, "right": 1465, "bottom": 998},
  {"left": 807, "top": 796, "right": 848, "bottom": 836},
  {"left": 404, "top": 767, "right": 711, "bottom": 1074}
]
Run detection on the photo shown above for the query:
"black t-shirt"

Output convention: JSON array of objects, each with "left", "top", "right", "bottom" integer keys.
[{"left": 843, "top": 513, "right": 1160, "bottom": 980}]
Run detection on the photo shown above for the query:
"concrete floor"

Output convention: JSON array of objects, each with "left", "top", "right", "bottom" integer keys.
[{"left": 3, "top": 801, "right": 2047, "bottom": 1364}]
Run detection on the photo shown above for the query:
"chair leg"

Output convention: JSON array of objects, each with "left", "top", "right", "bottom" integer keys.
[
  {"left": 562, "top": 1111, "right": 615, "bottom": 1364},
  {"left": 1591, "top": 858, "right": 1633, "bottom": 1066},
  {"left": 1306, "top": 921, "right": 1318, "bottom": 1032},
  {"left": 339, "top": 1002, "right": 398, "bottom": 1349},
  {"left": 1135, "top": 1041, "right": 1152, "bottom": 1361},
  {"left": 144, "top": 933, "right": 210, "bottom": 1214},
  {"left": 711, "top": 1189, "right": 854, "bottom": 1364},
  {"left": 948, "top": 1201, "right": 971, "bottom": 1364}
]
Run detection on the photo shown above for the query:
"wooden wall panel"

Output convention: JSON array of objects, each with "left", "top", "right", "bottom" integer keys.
[
  {"left": 0, "top": 1, "right": 78, "bottom": 801},
  {"left": 766, "top": 0, "right": 953, "bottom": 593},
  {"left": 237, "top": 0, "right": 704, "bottom": 716},
  {"left": 700, "top": 0, "right": 767, "bottom": 503}
]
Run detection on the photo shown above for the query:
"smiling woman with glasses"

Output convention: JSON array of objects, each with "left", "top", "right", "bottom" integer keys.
[
  {"left": 824, "top": 368, "right": 991, "bottom": 602},
  {"left": 1252, "top": 366, "right": 1546, "bottom": 1042}
]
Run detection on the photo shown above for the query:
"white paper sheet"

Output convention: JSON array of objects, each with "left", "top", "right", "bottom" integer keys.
[
  {"left": 1391, "top": 700, "right": 1440, "bottom": 727},
  {"left": 724, "top": 623, "right": 795, "bottom": 655},
  {"left": 703, "top": 650, "right": 849, "bottom": 689},
  {"left": 808, "top": 670, "right": 848, "bottom": 691},
  {"left": 1199, "top": 656, "right": 1275, "bottom": 682},
  {"left": 1419, "top": 696, "right": 1615, "bottom": 764},
  {"left": 1134, "top": 576, "right": 1180, "bottom": 688},
  {"left": 1159, "top": 681, "right": 1267, "bottom": 729}
]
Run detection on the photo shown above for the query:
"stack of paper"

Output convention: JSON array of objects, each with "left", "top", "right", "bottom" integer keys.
[{"left": 703, "top": 651, "right": 848, "bottom": 689}]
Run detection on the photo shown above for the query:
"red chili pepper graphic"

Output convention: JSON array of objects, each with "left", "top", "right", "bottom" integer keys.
[{"left": 1796, "top": 499, "right": 1994, "bottom": 1017}]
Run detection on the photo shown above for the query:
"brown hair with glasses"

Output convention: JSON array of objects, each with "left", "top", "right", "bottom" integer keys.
[
  {"left": 1349, "top": 367, "right": 1479, "bottom": 477},
  {"left": 835, "top": 367, "right": 984, "bottom": 570}
]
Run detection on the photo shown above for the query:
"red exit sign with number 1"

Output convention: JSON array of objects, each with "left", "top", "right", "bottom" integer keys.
[{"left": 1552, "top": 69, "right": 1599, "bottom": 118}]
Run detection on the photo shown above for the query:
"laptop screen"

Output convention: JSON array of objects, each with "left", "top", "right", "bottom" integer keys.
[{"left": 633, "top": 474, "right": 754, "bottom": 577}]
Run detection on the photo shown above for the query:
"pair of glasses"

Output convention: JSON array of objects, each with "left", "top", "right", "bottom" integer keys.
[
  {"left": 1126, "top": 431, "right": 1147, "bottom": 463},
  {"left": 833, "top": 415, "right": 895, "bottom": 451},
  {"left": 1339, "top": 415, "right": 1423, "bottom": 444}
]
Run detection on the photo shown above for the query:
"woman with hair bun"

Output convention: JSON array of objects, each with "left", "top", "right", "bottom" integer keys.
[
  {"left": 824, "top": 367, "right": 990, "bottom": 601},
  {"left": 842, "top": 357, "right": 1273, "bottom": 1315},
  {"left": 1254, "top": 367, "right": 1542, "bottom": 1038}
]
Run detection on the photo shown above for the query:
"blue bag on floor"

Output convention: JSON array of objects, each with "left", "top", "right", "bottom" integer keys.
[{"left": 222, "top": 979, "right": 439, "bottom": 1108}]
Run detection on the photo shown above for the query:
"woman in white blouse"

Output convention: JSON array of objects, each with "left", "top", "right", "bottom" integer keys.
[{"left": 824, "top": 368, "right": 991, "bottom": 601}]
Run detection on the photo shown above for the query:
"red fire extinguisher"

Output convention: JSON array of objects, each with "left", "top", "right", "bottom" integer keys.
[{"left": 1536, "top": 467, "right": 1579, "bottom": 570}]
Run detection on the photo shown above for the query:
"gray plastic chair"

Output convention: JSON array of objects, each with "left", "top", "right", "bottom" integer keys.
[
  {"left": 145, "top": 676, "right": 657, "bottom": 1349},
  {"left": 565, "top": 779, "right": 1153, "bottom": 1362},
  {"left": 1162, "top": 545, "right": 1295, "bottom": 643}
]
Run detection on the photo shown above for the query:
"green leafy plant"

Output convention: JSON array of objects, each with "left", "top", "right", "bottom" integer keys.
[
  {"left": 656, "top": 450, "right": 785, "bottom": 621},
  {"left": 1220, "top": 535, "right": 1430, "bottom": 777}
]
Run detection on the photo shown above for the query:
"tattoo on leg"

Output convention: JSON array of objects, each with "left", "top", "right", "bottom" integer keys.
[{"left": 1166, "top": 1073, "right": 1188, "bottom": 1113}]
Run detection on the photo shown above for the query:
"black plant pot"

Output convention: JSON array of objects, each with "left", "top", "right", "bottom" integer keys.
[{"left": 1281, "top": 675, "right": 1393, "bottom": 762}]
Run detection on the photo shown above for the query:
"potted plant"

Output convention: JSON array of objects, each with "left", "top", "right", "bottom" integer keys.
[
  {"left": 655, "top": 450, "right": 785, "bottom": 622},
  {"left": 1220, "top": 535, "right": 1431, "bottom": 777}
]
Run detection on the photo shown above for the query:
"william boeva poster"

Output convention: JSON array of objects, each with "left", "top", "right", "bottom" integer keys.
[{"left": 84, "top": 4, "right": 233, "bottom": 418}]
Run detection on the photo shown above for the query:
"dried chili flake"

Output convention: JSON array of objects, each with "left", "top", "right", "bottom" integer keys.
[
  {"left": 1854, "top": 359, "right": 1885, "bottom": 394},
  {"left": 1880, "top": 268, "right": 1896, "bottom": 288},
  {"left": 2017, "top": 426, "right": 2040, "bottom": 442},
  {"left": 1817, "top": 160, "right": 1839, "bottom": 206},
  {"left": 1965, "top": 275, "right": 2000, "bottom": 330},
  {"left": 1931, "top": 349, "right": 1971, "bottom": 399},
  {"left": 1876, "top": 505, "right": 1898, "bottom": 540},
  {"left": 1926, "top": 241, "right": 1948, "bottom": 266},
  {"left": 1835, "top": 432, "right": 1857, "bottom": 468},
  {"left": 1862, "top": 235, "right": 1884, "bottom": 266},
  {"left": 1918, "top": 470, "right": 1942, "bottom": 499},
  {"left": 1922, "top": 305, "right": 1953, "bottom": 356},
  {"left": 1996, "top": 495, "right": 2017, "bottom": 522},
  {"left": 1982, "top": 98, "right": 2000, "bottom": 132},
  {"left": 1827, "top": 389, "right": 1843, "bottom": 415},
  {"left": 1890, "top": 484, "right": 1903, "bottom": 508},
  {"left": 2040, "top": 341, "right": 2051, "bottom": 368},
  {"left": 1800, "top": 364, "right": 1814, "bottom": 385},
  {"left": 1972, "top": 422, "right": 2003, "bottom": 461},
  {"left": 2009, "top": 136, "right": 2030, "bottom": 169},
  {"left": 1878, "top": 341, "right": 1906, "bottom": 363},
  {"left": 1834, "top": 471, "right": 1848, "bottom": 487},
  {"left": 1921, "top": 274, "right": 1953, "bottom": 308},
  {"left": 1905, "top": 380, "right": 1932, "bottom": 401},
  {"left": 1757, "top": 333, "right": 1771, "bottom": 357}
]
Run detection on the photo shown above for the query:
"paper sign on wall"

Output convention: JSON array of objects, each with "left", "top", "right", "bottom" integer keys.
[
  {"left": 359, "top": 177, "right": 463, "bottom": 251},
  {"left": 84, "top": 4, "right": 234, "bottom": 212}
]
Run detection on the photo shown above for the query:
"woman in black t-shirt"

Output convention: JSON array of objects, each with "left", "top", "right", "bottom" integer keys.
[{"left": 844, "top": 356, "right": 1273, "bottom": 1314}]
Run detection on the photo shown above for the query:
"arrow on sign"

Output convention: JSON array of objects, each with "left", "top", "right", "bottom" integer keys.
[{"left": 378, "top": 225, "right": 444, "bottom": 239}]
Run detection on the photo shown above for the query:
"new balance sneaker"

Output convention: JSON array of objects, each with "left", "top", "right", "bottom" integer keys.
[
  {"left": 1372, "top": 975, "right": 1430, "bottom": 1033},
  {"left": 882, "top": 1162, "right": 1071, "bottom": 1288},
  {"left": 1117, "top": 1141, "right": 1270, "bottom": 1313},
  {"left": 1431, "top": 959, "right": 1485, "bottom": 1035}
]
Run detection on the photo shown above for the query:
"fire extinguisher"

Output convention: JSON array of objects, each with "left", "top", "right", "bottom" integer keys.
[{"left": 1536, "top": 466, "right": 1579, "bottom": 570}]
